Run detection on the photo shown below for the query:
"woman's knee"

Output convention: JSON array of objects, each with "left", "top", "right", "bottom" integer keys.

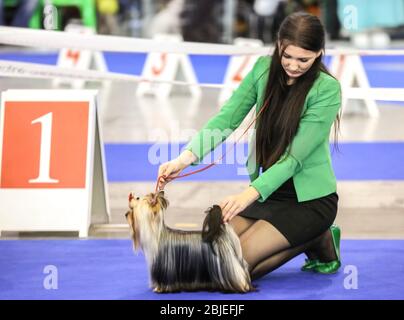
[{"left": 229, "top": 216, "right": 255, "bottom": 237}]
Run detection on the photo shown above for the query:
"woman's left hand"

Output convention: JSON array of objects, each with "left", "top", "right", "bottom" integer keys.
[{"left": 220, "top": 187, "right": 260, "bottom": 223}]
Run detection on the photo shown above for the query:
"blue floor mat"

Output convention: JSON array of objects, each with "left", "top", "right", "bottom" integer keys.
[
  {"left": 104, "top": 142, "right": 404, "bottom": 182},
  {"left": 0, "top": 239, "right": 403, "bottom": 300}
]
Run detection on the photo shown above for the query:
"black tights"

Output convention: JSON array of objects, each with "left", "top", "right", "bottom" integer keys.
[{"left": 230, "top": 216, "right": 337, "bottom": 280}]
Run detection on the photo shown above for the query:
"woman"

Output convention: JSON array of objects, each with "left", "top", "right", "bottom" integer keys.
[{"left": 158, "top": 12, "right": 341, "bottom": 280}]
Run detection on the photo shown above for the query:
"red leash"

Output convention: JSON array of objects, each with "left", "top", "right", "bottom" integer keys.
[{"left": 154, "top": 96, "right": 271, "bottom": 194}]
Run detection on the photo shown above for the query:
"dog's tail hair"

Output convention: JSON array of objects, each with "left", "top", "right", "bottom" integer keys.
[{"left": 202, "top": 205, "right": 223, "bottom": 243}]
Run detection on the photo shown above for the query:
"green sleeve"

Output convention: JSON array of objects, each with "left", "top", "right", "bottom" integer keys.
[
  {"left": 250, "top": 77, "right": 342, "bottom": 202},
  {"left": 184, "top": 56, "right": 266, "bottom": 165}
]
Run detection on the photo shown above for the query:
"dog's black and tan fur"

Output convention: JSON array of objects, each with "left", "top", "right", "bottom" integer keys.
[{"left": 125, "top": 191, "right": 253, "bottom": 293}]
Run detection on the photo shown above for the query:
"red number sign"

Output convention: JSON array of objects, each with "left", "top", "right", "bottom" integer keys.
[{"left": 1, "top": 101, "right": 89, "bottom": 188}]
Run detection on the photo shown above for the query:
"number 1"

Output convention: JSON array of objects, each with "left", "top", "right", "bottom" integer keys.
[{"left": 29, "top": 112, "right": 59, "bottom": 184}]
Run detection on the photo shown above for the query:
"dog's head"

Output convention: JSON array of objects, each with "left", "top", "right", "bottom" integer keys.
[{"left": 125, "top": 191, "right": 169, "bottom": 250}]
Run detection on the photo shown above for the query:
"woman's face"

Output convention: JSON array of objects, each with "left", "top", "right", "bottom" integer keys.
[{"left": 279, "top": 44, "right": 321, "bottom": 79}]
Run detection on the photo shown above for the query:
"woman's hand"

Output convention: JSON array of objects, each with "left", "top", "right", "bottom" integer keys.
[
  {"left": 220, "top": 187, "right": 260, "bottom": 223},
  {"left": 157, "top": 150, "right": 197, "bottom": 189}
]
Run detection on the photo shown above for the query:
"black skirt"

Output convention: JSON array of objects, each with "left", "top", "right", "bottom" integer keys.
[{"left": 238, "top": 177, "right": 338, "bottom": 247}]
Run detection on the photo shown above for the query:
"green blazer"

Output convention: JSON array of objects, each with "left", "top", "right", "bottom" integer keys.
[{"left": 185, "top": 56, "right": 341, "bottom": 202}]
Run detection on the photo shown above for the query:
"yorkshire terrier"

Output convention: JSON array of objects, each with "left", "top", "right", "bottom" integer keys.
[{"left": 125, "top": 191, "right": 253, "bottom": 293}]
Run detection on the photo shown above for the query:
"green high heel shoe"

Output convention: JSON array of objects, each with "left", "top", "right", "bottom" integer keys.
[
  {"left": 314, "top": 224, "right": 341, "bottom": 274},
  {"left": 301, "top": 258, "right": 320, "bottom": 272},
  {"left": 301, "top": 225, "right": 341, "bottom": 274}
]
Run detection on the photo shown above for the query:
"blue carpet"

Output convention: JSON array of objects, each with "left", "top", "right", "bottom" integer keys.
[
  {"left": 0, "top": 239, "right": 403, "bottom": 300},
  {"left": 104, "top": 142, "right": 404, "bottom": 182}
]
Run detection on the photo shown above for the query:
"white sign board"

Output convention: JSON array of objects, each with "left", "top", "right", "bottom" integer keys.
[
  {"left": 0, "top": 90, "right": 110, "bottom": 237},
  {"left": 53, "top": 24, "right": 107, "bottom": 89},
  {"left": 329, "top": 53, "right": 379, "bottom": 117},
  {"left": 136, "top": 34, "right": 201, "bottom": 98}
]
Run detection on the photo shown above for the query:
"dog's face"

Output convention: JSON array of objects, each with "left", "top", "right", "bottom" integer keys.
[{"left": 125, "top": 191, "right": 169, "bottom": 249}]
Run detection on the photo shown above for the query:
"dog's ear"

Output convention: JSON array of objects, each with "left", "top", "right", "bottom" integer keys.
[
  {"left": 159, "top": 195, "right": 169, "bottom": 210},
  {"left": 149, "top": 191, "right": 169, "bottom": 210},
  {"left": 149, "top": 193, "right": 158, "bottom": 206}
]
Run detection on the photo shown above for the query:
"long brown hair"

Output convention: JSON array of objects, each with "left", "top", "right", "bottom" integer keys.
[{"left": 256, "top": 12, "right": 340, "bottom": 170}]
